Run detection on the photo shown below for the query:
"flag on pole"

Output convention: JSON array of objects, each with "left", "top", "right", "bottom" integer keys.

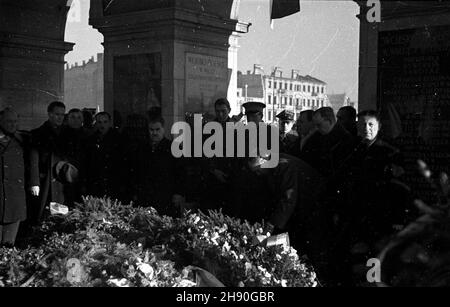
[{"left": 270, "top": 0, "right": 301, "bottom": 27}]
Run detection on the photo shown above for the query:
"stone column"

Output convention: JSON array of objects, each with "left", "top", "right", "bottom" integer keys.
[
  {"left": 357, "top": 3, "right": 379, "bottom": 112},
  {"left": 89, "top": 0, "right": 249, "bottom": 131}
]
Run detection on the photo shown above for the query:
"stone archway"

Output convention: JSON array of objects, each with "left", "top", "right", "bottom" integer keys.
[
  {"left": 0, "top": 0, "right": 74, "bottom": 129},
  {"left": 0, "top": 0, "right": 250, "bottom": 130}
]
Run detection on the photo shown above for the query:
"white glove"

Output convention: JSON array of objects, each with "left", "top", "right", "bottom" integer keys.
[{"left": 30, "top": 186, "right": 40, "bottom": 196}]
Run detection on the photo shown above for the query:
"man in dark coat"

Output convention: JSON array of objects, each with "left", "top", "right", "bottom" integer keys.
[
  {"left": 337, "top": 106, "right": 358, "bottom": 139},
  {"left": 298, "top": 107, "right": 355, "bottom": 286},
  {"left": 319, "top": 110, "right": 411, "bottom": 286},
  {"left": 0, "top": 108, "right": 27, "bottom": 246},
  {"left": 342, "top": 111, "right": 412, "bottom": 280},
  {"left": 133, "top": 113, "right": 183, "bottom": 216},
  {"left": 204, "top": 98, "right": 241, "bottom": 212},
  {"left": 302, "top": 107, "right": 354, "bottom": 177},
  {"left": 29, "top": 101, "right": 67, "bottom": 223},
  {"left": 276, "top": 110, "right": 299, "bottom": 155},
  {"left": 234, "top": 154, "right": 323, "bottom": 249},
  {"left": 60, "top": 108, "right": 88, "bottom": 207},
  {"left": 85, "top": 112, "right": 127, "bottom": 200}
]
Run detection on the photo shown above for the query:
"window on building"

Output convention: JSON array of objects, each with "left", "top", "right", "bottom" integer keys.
[
  {"left": 308, "top": 85, "right": 311, "bottom": 92},
  {"left": 274, "top": 82, "right": 277, "bottom": 89},
  {"left": 303, "top": 85, "right": 306, "bottom": 92},
  {"left": 274, "top": 96, "right": 277, "bottom": 105},
  {"left": 268, "top": 95, "right": 272, "bottom": 104},
  {"left": 321, "top": 87, "right": 324, "bottom": 94},
  {"left": 290, "top": 83, "right": 293, "bottom": 91},
  {"left": 237, "top": 91, "right": 240, "bottom": 97},
  {"left": 289, "top": 98, "right": 293, "bottom": 106},
  {"left": 307, "top": 99, "right": 310, "bottom": 107},
  {"left": 268, "top": 110, "right": 272, "bottom": 121},
  {"left": 285, "top": 83, "right": 288, "bottom": 90},
  {"left": 268, "top": 81, "right": 272, "bottom": 88}
]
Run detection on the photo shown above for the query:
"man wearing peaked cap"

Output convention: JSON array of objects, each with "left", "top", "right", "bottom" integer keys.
[
  {"left": 276, "top": 110, "right": 295, "bottom": 133},
  {"left": 276, "top": 110, "right": 298, "bottom": 154},
  {"left": 242, "top": 101, "right": 266, "bottom": 124}
]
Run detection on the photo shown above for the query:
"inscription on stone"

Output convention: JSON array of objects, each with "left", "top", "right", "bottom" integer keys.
[
  {"left": 185, "top": 53, "right": 229, "bottom": 117},
  {"left": 378, "top": 26, "right": 450, "bottom": 203}
]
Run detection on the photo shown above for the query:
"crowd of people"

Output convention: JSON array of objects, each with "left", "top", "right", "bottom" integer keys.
[{"left": 0, "top": 98, "right": 416, "bottom": 286}]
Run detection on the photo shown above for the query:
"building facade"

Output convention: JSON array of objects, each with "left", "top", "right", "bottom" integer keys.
[
  {"left": 64, "top": 53, "right": 104, "bottom": 111},
  {"left": 238, "top": 65, "right": 328, "bottom": 123}
]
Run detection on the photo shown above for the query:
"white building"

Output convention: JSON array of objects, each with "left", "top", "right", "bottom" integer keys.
[{"left": 238, "top": 65, "right": 328, "bottom": 123}]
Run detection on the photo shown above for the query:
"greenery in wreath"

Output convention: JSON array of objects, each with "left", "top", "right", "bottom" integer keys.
[{"left": 0, "top": 197, "right": 317, "bottom": 287}]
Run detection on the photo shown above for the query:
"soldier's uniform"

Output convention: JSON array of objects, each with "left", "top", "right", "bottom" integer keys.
[
  {"left": 276, "top": 110, "right": 299, "bottom": 155},
  {"left": 233, "top": 153, "right": 323, "bottom": 250}
]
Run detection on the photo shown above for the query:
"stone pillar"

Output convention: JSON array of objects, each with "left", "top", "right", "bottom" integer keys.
[
  {"left": 357, "top": 4, "right": 379, "bottom": 112},
  {"left": 89, "top": 0, "right": 249, "bottom": 131},
  {"left": 359, "top": 0, "right": 450, "bottom": 204},
  {"left": 0, "top": 0, "right": 74, "bottom": 130}
]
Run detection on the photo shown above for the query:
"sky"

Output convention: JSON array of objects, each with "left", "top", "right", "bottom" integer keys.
[{"left": 64, "top": 0, "right": 360, "bottom": 102}]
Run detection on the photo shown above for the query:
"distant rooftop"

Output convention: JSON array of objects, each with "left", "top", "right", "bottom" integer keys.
[
  {"left": 65, "top": 53, "right": 104, "bottom": 70},
  {"left": 241, "top": 64, "right": 326, "bottom": 85},
  {"left": 328, "top": 94, "right": 349, "bottom": 110}
]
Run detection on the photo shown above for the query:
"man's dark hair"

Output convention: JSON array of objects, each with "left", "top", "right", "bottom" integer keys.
[
  {"left": 68, "top": 108, "right": 82, "bottom": 115},
  {"left": 82, "top": 110, "right": 94, "bottom": 127},
  {"left": 314, "top": 107, "right": 336, "bottom": 124},
  {"left": 215, "top": 98, "right": 231, "bottom": 111},
  {"left": 47, "top": 101, "right": 66, "bottom": 113},
  {"left": 357, "top": 110, "right": 380, "bottom": 122},
  {"left": 339, "top": 106, "right": 357, "bottom": 121},
  {"left": 148, "top": 106, "right": 165, "bottom": 126},
  {"left": 94, "top": 111, "right": 112, "bottom": 121},
  {"left": 300, "top": 110, "right": 314, "bottom": 122}
]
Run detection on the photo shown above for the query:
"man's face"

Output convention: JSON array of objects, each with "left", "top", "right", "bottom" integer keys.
[
  {"left": 215, "top": 104, "right": 230, "bottom": 123},
  {"left": 149, "top": 121, "right": 165, "bottom": 144},
  {"left": 95, "top": 115, "right": 112, "bottom": 135},
  {"left": 0, "top": 112, "right": 18, "bottom": 134},
  {"left": 68, "top": 112, "right": 83, "bottom": 129},
  {"left": 48, "top": 107, "right": 66, "bottom": 127},
  {"left": 246, "top": 112, "right": 263, "bottom": 125},
  {"left": 298, "top": 113, "right": 315, "bottom": 136},
  {"left": 358, "top": 116, "right": 380, "bottom": 142},
  {"left": 313, "top": 113, "right": 333, "bottom": 135}
]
